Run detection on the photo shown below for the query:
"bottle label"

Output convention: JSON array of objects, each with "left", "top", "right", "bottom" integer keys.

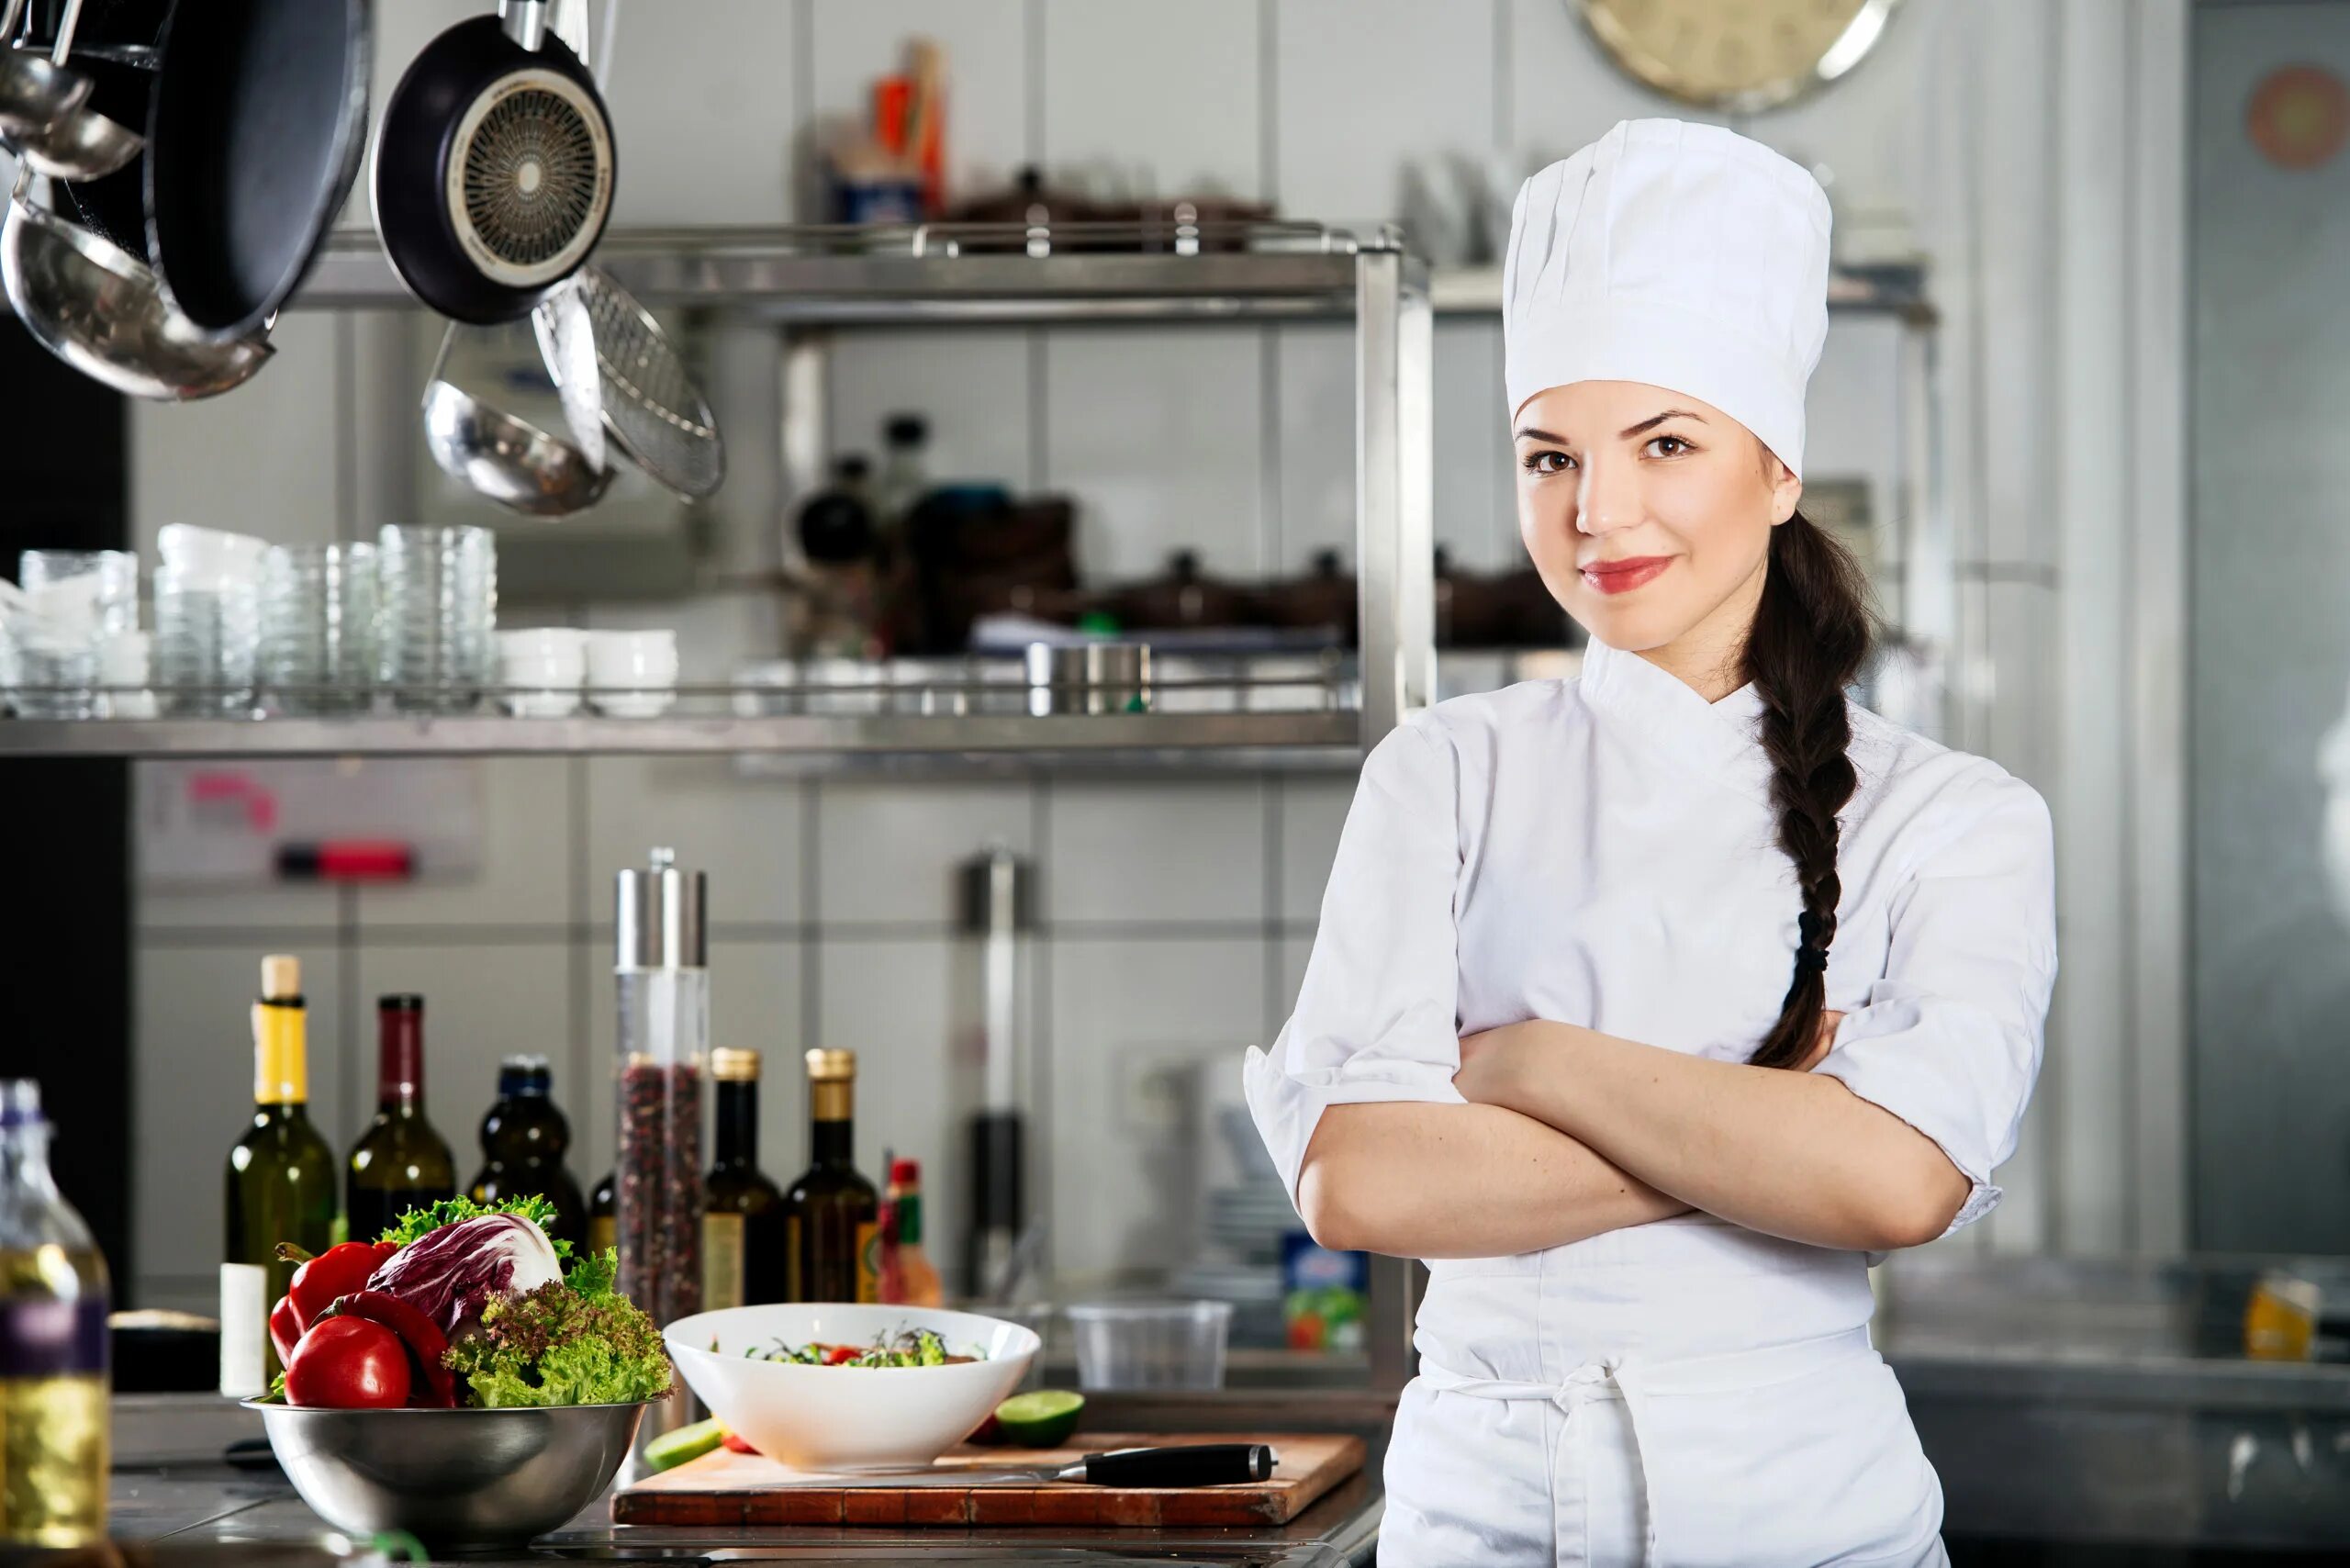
[
  {"left": 856, "top": 1221, "right": 880, "bottom": 1305},
  {"left": 702, "top": 1214, "right": 746, "bottom": 1312},
  {"left": 218, "top": 1263, "right": 268, "bottom": 1397},
  {"left": 252, "top": 1002, "right": 308, "bottom": 1105},
  {"left": 588, "top": 1215, "right": 616, "bottom": 1260},
  {"left": 0, "top": 1295, "right": 106, "bottom": 1379}
]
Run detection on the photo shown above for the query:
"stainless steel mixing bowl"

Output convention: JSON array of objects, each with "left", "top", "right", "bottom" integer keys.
[{"left": 247, "top": 1400, "right": 651, "bottom": 1551}]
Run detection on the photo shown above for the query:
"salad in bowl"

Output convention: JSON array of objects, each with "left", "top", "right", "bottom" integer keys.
[{"left": 666, "top": 1303, "right": 1040, "bottom": 1471}]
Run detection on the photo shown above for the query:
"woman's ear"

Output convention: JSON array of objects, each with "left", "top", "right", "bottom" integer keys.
[{"left": 1766, "top": 453, "right": 1803, "bottom": 526}]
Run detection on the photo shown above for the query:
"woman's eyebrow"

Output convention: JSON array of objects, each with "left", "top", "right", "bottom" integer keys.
[
  {"left": 1514, "top": 425, "right": 1568, "bottom": 443},
  {"left": 1619, "top": 409, "right": 1706, "bottom": 438}
]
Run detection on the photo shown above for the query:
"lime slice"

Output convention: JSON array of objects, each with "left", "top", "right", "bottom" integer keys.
[
  {"left": 643, "top": 1417, "right": 725, "bottom": 1473},
  {"left": 994, "top": 1388, "right": 1085, "bottom": 1447}
]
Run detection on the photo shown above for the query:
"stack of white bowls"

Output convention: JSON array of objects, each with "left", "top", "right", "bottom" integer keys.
[
  {"left": 154, "top": 526, "right": 268, "bottom": 716},
  {"left": 497, "top": 629, "right": 588, "bottom": 716},
  {"left": 585, "top": 630, "right": 677, "bottom": 718},
  {"left": 377, "top": 525, "right": 495, "bottom": 712}
]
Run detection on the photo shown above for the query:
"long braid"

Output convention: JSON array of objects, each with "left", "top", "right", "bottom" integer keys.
[{"left": 1744, "top": 510, "right": 1874, "bottom": 1070}]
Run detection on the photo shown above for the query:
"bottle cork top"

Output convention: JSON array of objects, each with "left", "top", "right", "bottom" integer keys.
[
  {"left": 261, "top": 954, "right": 301, "bottom": 1001},
  {"left": 711, "top": 1047, "right": 761, "bottom": 1081},
  {"left": 804, "top": 1047, "right": 856, "bottom": 1081}
]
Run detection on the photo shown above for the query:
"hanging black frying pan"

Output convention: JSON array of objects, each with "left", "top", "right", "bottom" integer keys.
[
  {"left": 368, "top": 2, "right": 614, "bottom": 325},
  {"left": 142, "top": 0, "right": 372, "bottom": 342}
]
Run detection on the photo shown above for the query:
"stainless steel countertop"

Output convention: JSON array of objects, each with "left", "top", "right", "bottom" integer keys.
[
  {"left": 110, "top": 1393, "right": 1391, "bottom": 1567},
  {"left": 111, "top": 1252, "right": 2350, "bottom": 1558}
]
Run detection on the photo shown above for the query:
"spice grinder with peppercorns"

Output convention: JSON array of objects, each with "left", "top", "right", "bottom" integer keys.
[{"left": 613, "top": 846, "right": 709, "bottom": 1445}]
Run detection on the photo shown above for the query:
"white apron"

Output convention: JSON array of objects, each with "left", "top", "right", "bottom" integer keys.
[{"left": 1242, "top": 642, "right": 2057, "bottom": 1567}]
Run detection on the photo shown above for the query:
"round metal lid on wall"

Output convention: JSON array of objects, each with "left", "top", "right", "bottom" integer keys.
[{"left": 614, "top": 846, "right": 707, "bottom": 971}]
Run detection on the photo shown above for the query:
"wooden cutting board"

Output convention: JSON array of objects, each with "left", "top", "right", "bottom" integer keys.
[{"left": 613, "top": 1431, "right": 1365, "bottom": 1529}]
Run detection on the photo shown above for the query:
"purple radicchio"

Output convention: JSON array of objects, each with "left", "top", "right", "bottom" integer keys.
[{"left": 365, "top": 1212, "right": 564, "bottom": 1335}]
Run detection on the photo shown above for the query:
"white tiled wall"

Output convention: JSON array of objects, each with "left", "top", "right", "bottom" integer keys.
[{"left": 128, "top": 0, "right": 2071, "bottom": 1303}]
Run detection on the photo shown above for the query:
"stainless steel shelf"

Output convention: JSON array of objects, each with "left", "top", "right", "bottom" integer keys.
[
  {"left": 1429, "top": 261, "right": 1936, "bottom": 323},
  {"left": 299, "top": 223, "right": 1413, "bottom": 322},
  {"left": 0, "top": 709, "right": 1359, "bottom": 760}
]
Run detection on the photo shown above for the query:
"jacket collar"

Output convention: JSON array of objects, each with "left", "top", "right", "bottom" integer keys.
[{"left": 1578, "top": 636, "right": 1775, "bottom": 799}]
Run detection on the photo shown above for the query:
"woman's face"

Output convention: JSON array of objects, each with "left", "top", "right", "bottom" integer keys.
[{"left": 1512, "top": 380, "right": 1802, "bottom": 659}]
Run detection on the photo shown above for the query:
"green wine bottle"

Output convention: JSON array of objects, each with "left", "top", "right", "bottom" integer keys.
[
  {"left": 783, "top": 1049, "right": 878, "bottom": 1303},
  {"left": 345, "top": 995, "right": 457, "bottom": 1247},
  {"left": 703, "top": 1048, "right": 789, "bottom": 1307},
  {"left": 223, "top": 956, "right": 336, "bottom": 1390}
]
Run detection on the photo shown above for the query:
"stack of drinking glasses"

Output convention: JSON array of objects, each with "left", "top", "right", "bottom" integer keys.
[
  {"left": 154, "top": 526, "right": 268, "bottom": 716},
  {"left": 258, "top": 543, "right": 379, "bottom": 714},
  {"left": 10, "top": 551, "right": 139, "bottom": 719},
  {"left": 376, "top": 525, "right": 496, "bottom": 712}
]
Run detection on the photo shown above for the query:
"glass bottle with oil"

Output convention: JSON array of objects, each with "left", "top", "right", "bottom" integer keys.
[
  {"left": 783, "top": 1050, "right": 879, "bottom": 1302},
  {"left": 0, "top": 1080, "right": 108, "bottom": 1549}
]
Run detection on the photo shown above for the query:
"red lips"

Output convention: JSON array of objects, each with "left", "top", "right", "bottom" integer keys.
[{"left": 1580, "top": 555, "right": 1673, "bottom": 595}]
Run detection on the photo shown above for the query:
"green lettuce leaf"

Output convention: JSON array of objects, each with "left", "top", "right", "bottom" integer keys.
[
  {"left": 376, "top": 1194, "right": 575, "bottom": 1269},
  {"left": 444, "top": 1279, "right": 672, "bottom": 1408}
]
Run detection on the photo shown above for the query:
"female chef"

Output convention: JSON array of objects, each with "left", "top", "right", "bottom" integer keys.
[{"left": 1244, "top": 119, "right": 2057, "bottom": 1566}]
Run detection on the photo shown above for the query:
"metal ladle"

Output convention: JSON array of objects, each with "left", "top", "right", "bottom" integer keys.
[
  {"left": 422, "top": 321, "right": 615, "bottom": 517},
  {"left": 7, "top": 0, "right": 140, "bottom": 181},
  {"left": 1, "top": 171, "right": 274, "bottom": 400},
  {"left": 0, "top": 0, "right": 92, "bottom": 141}
]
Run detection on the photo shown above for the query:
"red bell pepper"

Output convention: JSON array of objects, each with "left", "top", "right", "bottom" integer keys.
[
  {"left": 721, "top": 1429, "right": 758, "bottom": 1454},
  {"left": 319, "top": 1289, "right": 458, "bottom": 1407},
  {"left": 269, "top": 1294, "right": 303, "bottom": 1365},
  {"left": 278, "top": 1240, "right": 397, "bottom": 1334}
]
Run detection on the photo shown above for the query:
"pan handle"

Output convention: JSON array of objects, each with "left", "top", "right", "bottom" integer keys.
[
  {"left": 49, "top": 0, "right": 80, "bottom": 66},
  {"left": 498, "top": 0, "right": 548, "bottom": 51}
]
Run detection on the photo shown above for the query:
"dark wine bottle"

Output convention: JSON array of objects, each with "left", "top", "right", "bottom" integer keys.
[
  {"left": 467, "top": 1054, "right": 588, "bottom": 1248},
  {"left": 783, "top": 1048, "right": 878, "bottom": 1303},
  {"left": 223, "top": 955, "right": 335, "bottom": 1388},
  {"left": 344, "top": 996, "right": 457, "bottom": 1246},
  {"left": 588, "top": 1170, "right": 616, "bottom": 1259},
  {"left": 703, "top": 1048, "right": 789, "bottom": 1307}
]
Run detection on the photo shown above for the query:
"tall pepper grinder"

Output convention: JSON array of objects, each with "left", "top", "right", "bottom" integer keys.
[{"left": 613, "top": 848, "right": 708, "bottom": 1363}]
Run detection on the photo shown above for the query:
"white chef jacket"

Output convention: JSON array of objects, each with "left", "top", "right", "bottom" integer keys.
[{"left": 1243, "top": 638, "right": 2058, "bottom": 1567}]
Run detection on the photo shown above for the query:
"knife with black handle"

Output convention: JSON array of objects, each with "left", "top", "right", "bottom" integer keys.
[{"left": 771, "top": 1443, "right": 1279, "bottom": 1489}]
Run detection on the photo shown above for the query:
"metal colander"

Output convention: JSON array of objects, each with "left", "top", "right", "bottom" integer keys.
[
  {"left": 457, "top": 82, "right": 605, "bottom": 276},
  {"left": 563, "top": 265, "right": 726, "bottom": 499}
]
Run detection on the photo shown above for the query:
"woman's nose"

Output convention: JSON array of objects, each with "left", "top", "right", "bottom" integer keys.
[{"left": 1576, "top": 459, "right": 1641, "bottom": 536}]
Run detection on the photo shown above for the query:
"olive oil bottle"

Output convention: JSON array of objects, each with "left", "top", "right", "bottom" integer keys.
[
  {"left": 0, "top": 1081, "right": 108, "bottom": 1549},
  {"left": 782, "top": 1050, "right": 878, "bottom": 1303}
]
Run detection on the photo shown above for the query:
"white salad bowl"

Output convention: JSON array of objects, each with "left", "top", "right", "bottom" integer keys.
[{"left": 664, "top": 1304, "right": 1041, "bottom": 1472}]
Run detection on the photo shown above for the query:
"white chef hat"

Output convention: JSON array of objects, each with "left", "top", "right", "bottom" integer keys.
[{"left": 1502, "top": 118, "right": 1832, "bottom": 477}]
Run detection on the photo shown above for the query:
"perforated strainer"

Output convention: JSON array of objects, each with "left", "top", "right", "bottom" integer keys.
[{"left": 534, "top": 264, "right": 726, "bottom": 499}]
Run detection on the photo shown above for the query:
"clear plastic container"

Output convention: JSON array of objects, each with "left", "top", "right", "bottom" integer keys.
[
  {"left": 13, "top": 550, "right": 136, "bottom": 720},
  {"left": 1065, "top": 1300, "right": 1232, "bottom": 1392}
]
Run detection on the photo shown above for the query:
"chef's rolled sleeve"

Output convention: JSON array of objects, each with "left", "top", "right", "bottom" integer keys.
[
  {"left": 1243, "top": 719, "right": 1466, "bottom": 1208},
  {"left": 1816, "top": 772, "right": 2059, "bottom": 1241}
]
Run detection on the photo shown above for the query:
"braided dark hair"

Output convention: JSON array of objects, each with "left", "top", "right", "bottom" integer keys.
[{"left": 1743, "top": 509, "right": 1874, "bottom": 1070}]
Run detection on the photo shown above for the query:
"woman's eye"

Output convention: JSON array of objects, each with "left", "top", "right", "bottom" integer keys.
[
  {"left": 1647, "top": 434, "right": 1693, "bottom": 457},
  {"left": 1522, "top": 450, "right": 1573, "bottom": 475}
]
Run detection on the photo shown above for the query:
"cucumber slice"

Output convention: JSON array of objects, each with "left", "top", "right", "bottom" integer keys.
[{"left": 643, "top": 1417, "right": 725, "bottom": 1473}]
